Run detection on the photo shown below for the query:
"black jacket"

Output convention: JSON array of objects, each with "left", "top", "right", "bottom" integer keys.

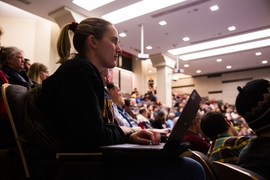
[{"left": 40, "top": 58, "right": 126, "bottom": 152}]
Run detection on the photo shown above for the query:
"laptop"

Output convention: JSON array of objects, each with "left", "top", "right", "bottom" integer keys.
[{"left": 101, "top": 89, "right": 202, "bottom": 158}]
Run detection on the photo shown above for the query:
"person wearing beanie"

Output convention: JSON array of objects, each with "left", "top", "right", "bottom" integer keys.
[
  {"left": 235, "top": 78, "right": 270, "bottom": 179},
  {"left": 200, "top": 111, "right": 250, "bottom": 164}
]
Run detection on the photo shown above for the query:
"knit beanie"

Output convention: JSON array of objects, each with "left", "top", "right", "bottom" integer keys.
[{"left": 235, "top": 79, "right": 270, "bottom": 133}]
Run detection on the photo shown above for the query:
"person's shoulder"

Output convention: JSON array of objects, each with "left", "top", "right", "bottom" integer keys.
[{"left": 63, "top": 58, "right": 93, "bottom": 67}]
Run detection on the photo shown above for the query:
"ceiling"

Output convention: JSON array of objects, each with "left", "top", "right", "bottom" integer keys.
[{"left": 1, "top": 0, "right": 270, "bottom": 77}]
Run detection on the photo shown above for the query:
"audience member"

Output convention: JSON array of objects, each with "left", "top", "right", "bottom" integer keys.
[
  {"left": 100, "top": 68, "right": 114, "bottom": 123},
  {"left": 235, "top": 78, "right": 270, "bottom": 179},
  {"left": 200, "top": 111, "right": 250, "bottom": 164},
  {"left": 23, "top": 58, "right": 31, "bottom": 73},
  {"left": 123, "top": 98, "right": 137, "bottom": 120},
  {"left": 28, "top": 62, "right": 49, "bottom": 84},
  {"left": 148, "top": 77, "right": 154, "bottom": 88},
  {"left": 39, "top": 18, "right": 204, "bottom": 179},
  {"left": 182, "top": 113, "right": 210, "bottom": 155},
  {"left": 166, "top": 113, "right": 175, "bottom": 128},
  {"left": 0, "top": 46, "right": 34, "bottom": 87},
  {"left": 137, "top": 107, "right": 153, "bottom": 129},
  {"left": 146, "top": 104, "right": 154, "bottom": 120},
  {"left": 107, "top": 82, "right": 138, "bottom": 129},
  {"left": 0, "top": 27, "right": 17, "bottom": 150},
  {"left": 151, "top": 111, "right": 166, "bottom": 129}
]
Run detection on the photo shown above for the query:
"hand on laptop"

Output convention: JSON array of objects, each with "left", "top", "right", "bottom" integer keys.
[{"left": 129, "top": 129, "right": 161, "bottom": 145}]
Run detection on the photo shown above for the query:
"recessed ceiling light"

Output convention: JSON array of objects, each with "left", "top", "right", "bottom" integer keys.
[
  {"left": 102, "top": 0, "right": 186, "bottom": 24},
  {"left": 179, "top": 39, "right": 270, "bottom": 60},
  {"left": 196, "top": 70, "right": 201, "bottom": 73},
  {"left": 159, "top": 21, "right": 167, "bottom": 26},
  {"left": 210, "top": 5, "right": 219, "bottom": 11},
  {"left": 226, "top": 65, "right": 232, "bottom": 69},
  {"left": 168, "top": 28, "right": 270, "bottom": 55},
  {"left": 255, "top": 52, "right": 262, "bottom": 56},
  {"left": 228, "top": 26, "right": 236, "bottom": 31},
  {"left": 72, "top": 0, "right": 114, "bottom": 11},
  {"left": 146, "top": 46, "right": 153, "bottom": 50},
  {"left": 119, "top": 33, "right": 126, "bottom": 37},
  {"left": 184, "top": 64, "right": 189, "bottom": 67},
  {"left": 216, "top": 58, "right": 222, "bottom": 62},
  {"left": 262, "top": 60, "right": 268, "bottom": 64},
  {"left": 149, "top": 70, "right": 152, "bottom": 73},
  {"left": 183, "top": 37, "right": 190, "bottom": 41}
]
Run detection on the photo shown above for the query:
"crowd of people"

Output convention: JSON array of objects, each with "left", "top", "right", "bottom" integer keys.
[{"left": 0, "top": 17, "right": 269, "bottom": 180}]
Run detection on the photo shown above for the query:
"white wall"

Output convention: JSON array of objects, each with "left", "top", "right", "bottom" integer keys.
[
  {"left": 0, "top": 17, "right": 60, "bottom": 74},
  {"left": 171, "top": 68, "right": 270, "bottom": 105}
]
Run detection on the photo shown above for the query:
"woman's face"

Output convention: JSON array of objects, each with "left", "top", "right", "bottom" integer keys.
[
  {"left": 7, "top": 52, "right": 24, "bottom": 72},
  {"left": 95, "top": 25, "right": 122, "bottom": 69},
  {"left": 39, "top": 69, "right": 49, "bottom": 80}
]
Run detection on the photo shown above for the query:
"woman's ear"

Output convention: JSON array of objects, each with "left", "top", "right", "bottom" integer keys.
[{"left": 87, "top": 35, "right": 97, "bottom": 50}]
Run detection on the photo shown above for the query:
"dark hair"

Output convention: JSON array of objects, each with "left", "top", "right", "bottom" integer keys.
[
  {"left": 200, "top": 112, "right": 229, "bottom": 140},
  {"left": 235, "top": 79, "right": 270, "bottom": 136},
  {"left": 106, "top": 82, "right": 115, "bottom": 91},
  {"left": 139, "top": 107, "right": 147, "bottom": 114},
  {"left": 56, "top": 17, "right": 112, "bottom": 64},
  {"left": 155, "top": 111, "right": 166, "bottom": 124},
  {"left": 124, "top": 99, "right": 131, "bottom": 107}
]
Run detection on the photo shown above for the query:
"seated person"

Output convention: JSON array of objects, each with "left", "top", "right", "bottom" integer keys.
[
  {"left": 182, "top": 112, "right": 210, "bottom": 155},
  {"left": 200, "top": 111, "right": 250, "bottom": 164},
  {"left": 166, "top": 113, "right": 175, "bottom": 128},
  {"left": 123, "top": 98, "right": 137, "bottom": 120},
  {"left": 28, "top": 62, "right": 49, "bottom": 84},
  {"left": 235, "top": 78, "right": 270, "bottom": 179},
  {"left": 137, "top": 107, "right": 153, "bottom": 129},
  {"left": 0, "top": 46, "right": 34, "bottom": 87},
  {"left": 38, "top": 17, "right": 205, "bottom": 179},
  {"left": 151, "top": 111, "right": 166, "bottom": 129},
  {"left": 99, "top": 68, "right": 114, "bottom": 124},
  {"left": 107, "top": 82, "right": 140, "bottom": 130}
]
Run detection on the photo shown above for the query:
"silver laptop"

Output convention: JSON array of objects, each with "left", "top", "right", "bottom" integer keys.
[{"left": 101, "top": 89, "right": 202, "bottom": 153}]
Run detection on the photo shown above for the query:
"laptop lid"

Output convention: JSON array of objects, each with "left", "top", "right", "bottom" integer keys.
[
  {"left": 163, "top": 89, "right": 202, "bottom": 150},
  {"left": 101, "top": 89, "right": 202, "bottom": 152}
]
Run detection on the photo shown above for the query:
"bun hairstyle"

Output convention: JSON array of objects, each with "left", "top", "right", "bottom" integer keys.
[{"left": 235, "top": 79, "right": 270, "bottom": 135}]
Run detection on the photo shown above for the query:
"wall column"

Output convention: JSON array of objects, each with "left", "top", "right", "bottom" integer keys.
[{"left": 150, "top": 54, "right": 176, "bottom": 107}]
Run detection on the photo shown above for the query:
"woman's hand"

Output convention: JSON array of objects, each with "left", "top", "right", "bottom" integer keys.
[{"left": 129, "top": 129, "right": 161, "bottom": 145}]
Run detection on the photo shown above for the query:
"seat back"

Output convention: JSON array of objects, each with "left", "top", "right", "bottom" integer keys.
[
  {"left": 189, "top": 150, "right": 218, "bottom": 180},
  {"left": 1, "top": 83, "right": 30, "bottom": 178},
  {"left": 213, "top": 161, "right": 266, "bottom": 180}
]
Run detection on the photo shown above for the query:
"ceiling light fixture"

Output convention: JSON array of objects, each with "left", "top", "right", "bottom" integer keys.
[
  {"left": 216, "top": 58, "right": 222, "bottom": 62},
  {"left": 210, "top": 5, "right": 219, "bottom": 11},
  {"left": 146, "top": 46, "right": 153, "bottom": 50},
  {"left": 159, "top": 21, "right": 167, "bottom": 26},
  {"left": 168, "top": 28, "right": 270, "bottom": 55},
  {"left": 262, "top": 60, "right": 268, "bottom": 64},
  {"left": 255, "top": 52, "right": 262, "bottom": 56},
  {"left": 183, "top": 37, "right": 190, "bottom": 41},
  {"left": 72, "top": 0, "right": 114, "bottom": 11},
  {"left": 102, "top": 0, "right": 186, "bottom": 24},
  {"left": 196, "top": 70, "right": 201, "bottom": 73},
  {"left": 119, "top": 33, "right": 126, "bottom": 37},
  {"left": 184, "top": 64, "right": 189, "bottom": 67},
  {"left": 179, "top": 39, "right": 270, "bottom": 60},
  {"left": 226, "top": 65, "right": 232, "bottom": 69},
  {"left": 228, "top": 26, "right": 236, "bottom": 31}
]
